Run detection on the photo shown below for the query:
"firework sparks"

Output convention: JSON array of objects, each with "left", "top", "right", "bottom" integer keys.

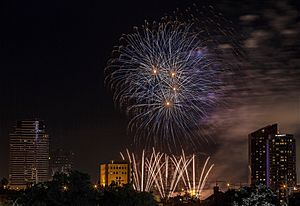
[
  {"left": 121, "top": 148, "right": 214, "bottom": 199},
  {"left": 106, "top": 21, "right": 222, "bottom": 149},
  {"left": 181, "top": 155, "right": 214, "bottom": 198},
  {"left": 105, "top": 5, "right": 242, "bottom": 151},
  {"left": 120, "top": 148, "right": 164, "bottom": 192}
]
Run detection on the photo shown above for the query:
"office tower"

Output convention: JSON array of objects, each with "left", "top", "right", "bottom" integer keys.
[
  {"left": 248, "top": 124, "right": 297, "bottom": 202},
  {"left": 50, "top": 149, "right": 74, "bottom": 176},
  {"left": 9, "top": 120, "right": 49, "bottom": 189},
  {"left": 100, "top": 161, "right": 131, "bottom": 187}
]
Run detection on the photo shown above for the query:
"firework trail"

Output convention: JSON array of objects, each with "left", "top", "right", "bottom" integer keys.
[
  {"left": 121, "top": 148, "right": 163, "bottom": 192},
  {"left": 121, "top": 148, "right": 214, "bottom": 199},
  {"left": 149, "top": 151, "right": 191, "bottom": 199},
  {"left": 106, "top": 7, "right": 241, "bottom": 151},
  {"left": 181, "top": 154, "right": 214, "bottom": 198}
]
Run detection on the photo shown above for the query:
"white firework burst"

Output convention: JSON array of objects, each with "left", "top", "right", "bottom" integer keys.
[{"left": 106, "top": 20, "right": 224, "bottom": 150}]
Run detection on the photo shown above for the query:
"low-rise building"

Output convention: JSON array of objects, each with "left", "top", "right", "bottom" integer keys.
[{"left": 100, "top": 161, "right": 131, "bottom": 187}]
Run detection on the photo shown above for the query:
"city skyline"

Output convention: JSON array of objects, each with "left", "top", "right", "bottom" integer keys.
[{"left": 0, "top": 0, "right": 299, "bottom": 185}]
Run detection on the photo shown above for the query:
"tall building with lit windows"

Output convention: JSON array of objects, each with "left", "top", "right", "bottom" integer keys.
[
  {"left": 100, "top": 161, "right": 131, "bottom": 187},
  {"left": 248, "top": 124, "right": 297, "bottom": 202},
  {"left": 9, "top": 120, "right": 49, "bottom": 189}
]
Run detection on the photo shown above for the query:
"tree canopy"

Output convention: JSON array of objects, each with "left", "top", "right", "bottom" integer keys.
[
  {"left": 231, "top": 184, "right": 278, "bottom": 206},
  {"left": 13, "top": 171, "right": 157, "bottom": 206}
]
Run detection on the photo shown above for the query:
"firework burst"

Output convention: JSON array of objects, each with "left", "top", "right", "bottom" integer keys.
[{"left": 105, "top": 9, "right": 241, "bottom": 150}]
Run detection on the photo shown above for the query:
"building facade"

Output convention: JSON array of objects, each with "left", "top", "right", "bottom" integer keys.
[
  {"left": 50, "top": 149, "right": 74, "bottom": 176},
  {"left": 100, "top": 161, "right": 131, "bottom": 187},
  {"left": 248, "top": 124, "right": 297, "bottom": 202},
  {"left": 9, "top": 120, "right": 49, "bottom": 189}
]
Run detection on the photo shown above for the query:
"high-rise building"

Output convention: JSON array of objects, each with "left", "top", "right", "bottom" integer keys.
[
  {"left": 50, "top": 149, "right": 74, "bottom": 176},
  {"left": 100, "top": 161, "right": 131, "bottom": 187},
  {"left": 9, "top": 120, "right": 49, "bottom": 189},
  {"left": 248, "top": 124, "right": 297, "bottom": 202}
]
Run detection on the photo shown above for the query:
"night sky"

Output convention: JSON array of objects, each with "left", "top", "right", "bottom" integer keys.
[{"left": 0, "top": 0, "right": 299, "bottom": 184}]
